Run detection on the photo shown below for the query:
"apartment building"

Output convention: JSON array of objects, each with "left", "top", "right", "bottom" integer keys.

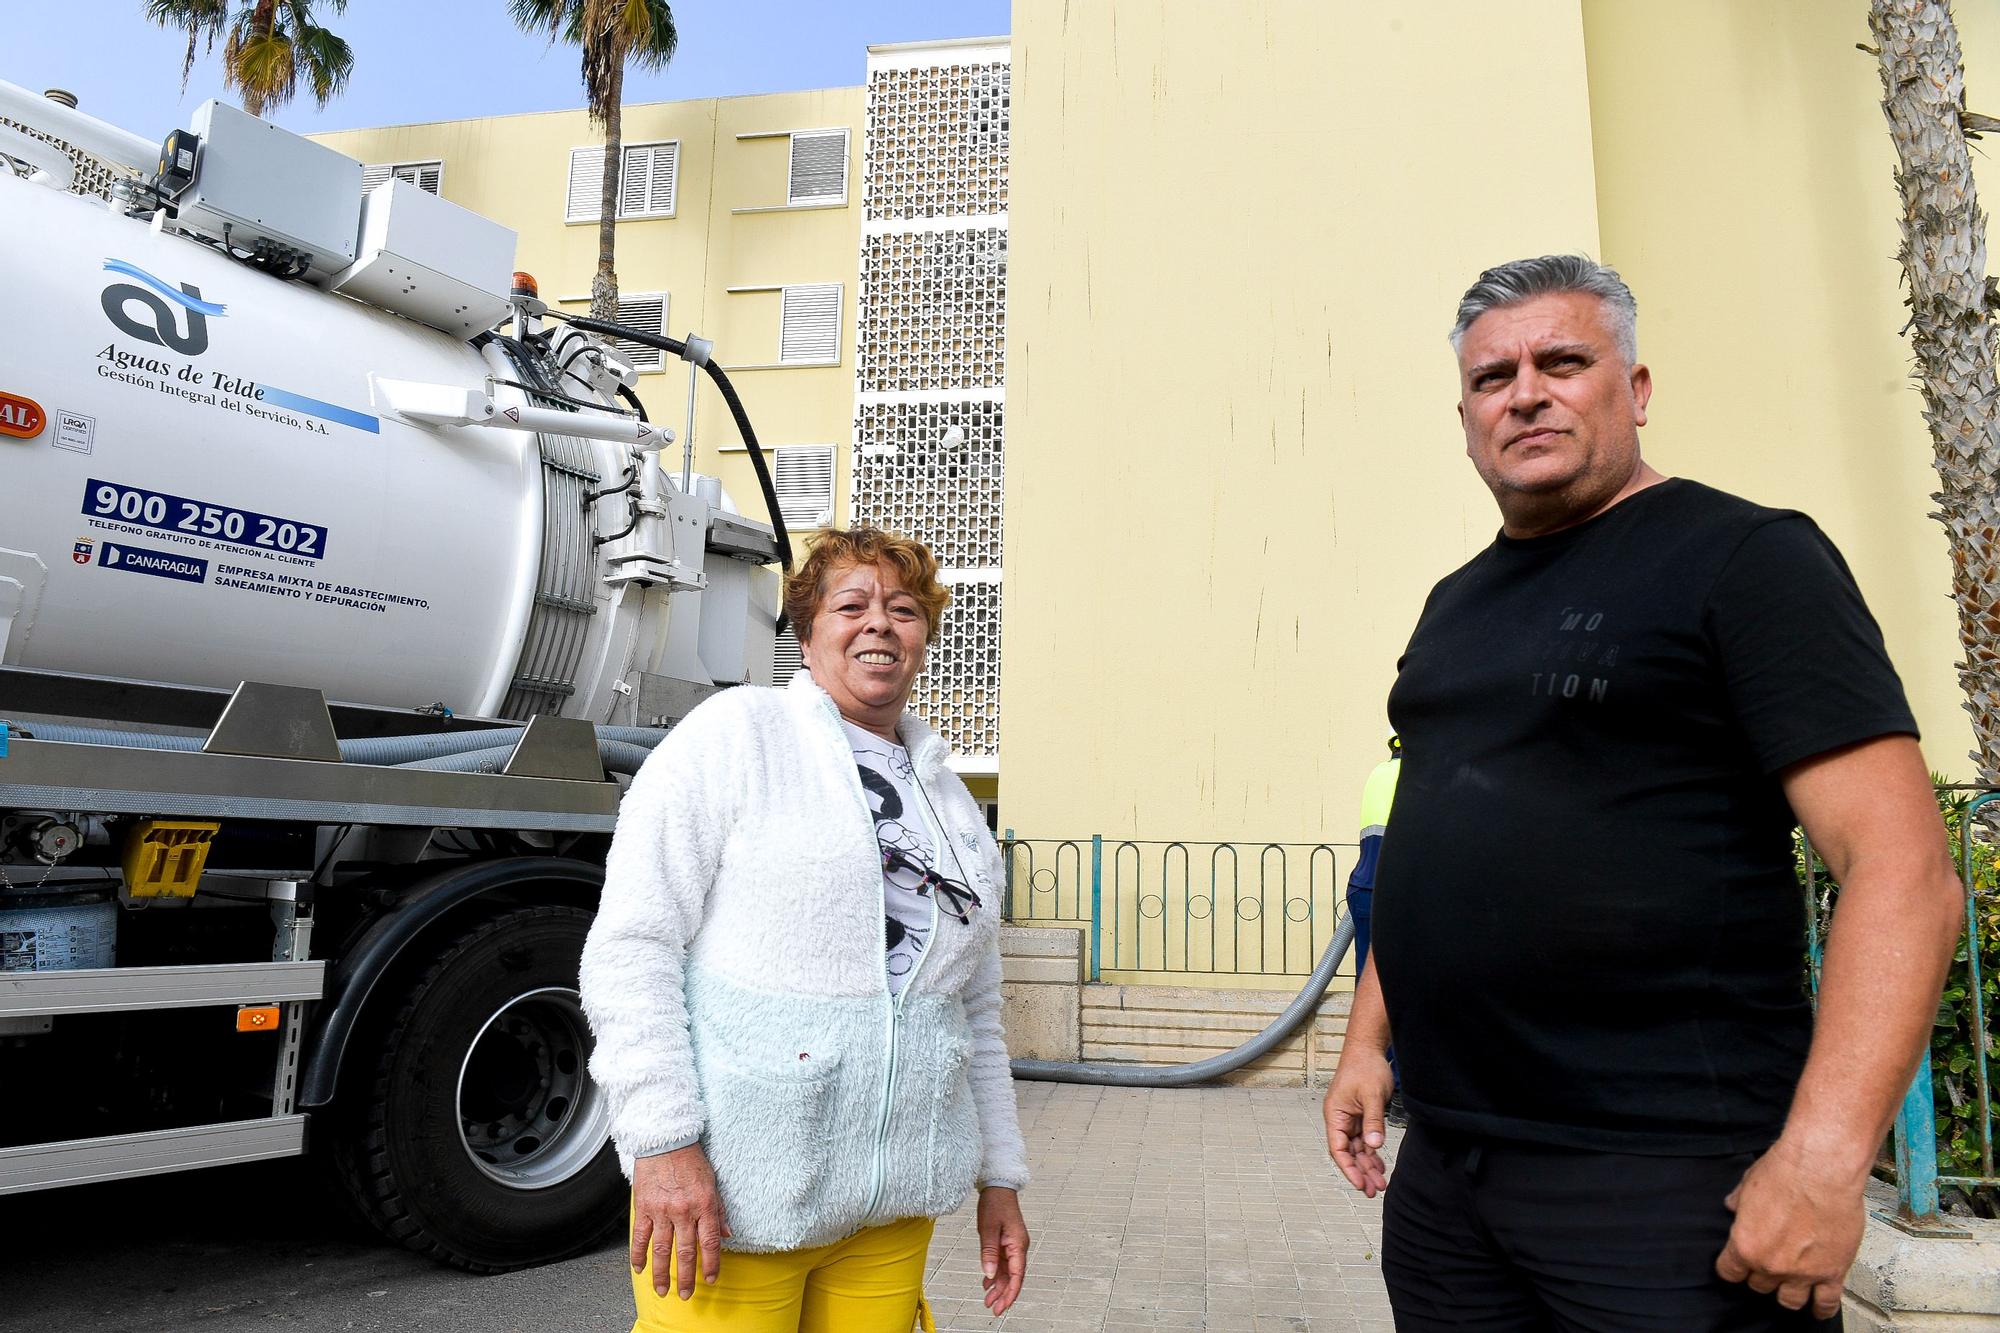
[{"left": 311, "top": 39, "right": 1010, "bottom": 816}]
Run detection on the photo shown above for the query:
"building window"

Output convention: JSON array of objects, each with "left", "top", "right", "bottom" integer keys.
[
  {"left": 361, "top": 159, "right": 442, "bottom": 194},
  {"left": 788, "top": 129, "right": 848, "bottom": 206},
  {"left": 567, "top": 140, "right": 678, "bottom": 222},
  {"left": 773, "top": 445, "right": 836, "bottom": 529},
  {"left": 779, "top": 284, "right": 842, "bottom": 365},
  {"left": 576, "top": 292, "right": 667, "bottom": 372}
]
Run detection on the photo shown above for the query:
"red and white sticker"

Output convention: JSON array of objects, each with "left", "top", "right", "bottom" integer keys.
[{"left": 0, "top": 391, "right": 45, "bottom": 440}]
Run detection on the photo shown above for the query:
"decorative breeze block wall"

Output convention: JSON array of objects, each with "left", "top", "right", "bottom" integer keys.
[
  {"left": 862, "top": 60, "right": 1010, "bottom": 221},
  {"left": 910, "top": 578, "right": 1003, "bottom": 758},
  {"left": 858, "top": 228, "right": 1007, "bottom": 393},
  {"left": 852, "top": 401, "right": 1005, "bottom": 570},
  {"left": 854, "top": 44, "right": 1010, "bottom": 761}
]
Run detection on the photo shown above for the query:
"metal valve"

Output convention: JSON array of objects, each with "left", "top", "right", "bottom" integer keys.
[{"left": 15, "top": 817, "right": 81, "bottom": 864}]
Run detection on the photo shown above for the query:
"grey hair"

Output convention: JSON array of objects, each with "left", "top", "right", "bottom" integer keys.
[{"left": 1448, "top": 255, "right": 1638, "bottom": 365}]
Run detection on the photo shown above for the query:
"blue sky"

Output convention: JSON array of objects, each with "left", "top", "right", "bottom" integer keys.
[{"left": 6, "top": 1, "right": 1010, "bottom": 139}]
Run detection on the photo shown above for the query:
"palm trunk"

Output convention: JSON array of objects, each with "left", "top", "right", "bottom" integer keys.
[
  {"left": 1872, "top": 0, "right": 2000, "bottom": 788},
  {"left": 591, "top": 62, "right": 624, "bottom": 323}
]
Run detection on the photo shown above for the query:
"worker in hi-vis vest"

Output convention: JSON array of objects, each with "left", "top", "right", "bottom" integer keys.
[{"left": 1345, "top": 734, "right": 1402, "bottom": 1118}]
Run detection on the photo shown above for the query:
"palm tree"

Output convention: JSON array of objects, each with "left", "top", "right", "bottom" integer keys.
[
  {"left": 1869, "top": 0, "right": 2000, "bottom": 792},
  {"left": 510, "top": 0, "right": 678, "bottom": 321},
  {"left": 145, "top": 0, "right": 354, "bottom": 118}
]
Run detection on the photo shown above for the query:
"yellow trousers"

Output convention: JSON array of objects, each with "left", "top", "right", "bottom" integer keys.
[{"left": 630, "top": 1213, "right": 936, "bottom": 1333}]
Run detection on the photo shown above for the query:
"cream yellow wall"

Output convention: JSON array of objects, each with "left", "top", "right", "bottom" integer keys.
[
  {"left": 1000, "top": 1, "right": 1603, "bottom": 844},
  {"left": 1581, "top": 1, "right": 1989, "bottom": 780},
  {"left": 310, "top": 86, "right": 864, "bottom": 538}
]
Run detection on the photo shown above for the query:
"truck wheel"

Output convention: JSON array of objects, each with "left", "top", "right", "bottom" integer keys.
[{"left": 326, "top": 904, "right": 625, "bottom": 1272}]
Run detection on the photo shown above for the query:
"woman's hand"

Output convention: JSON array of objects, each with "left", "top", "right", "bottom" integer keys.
[
  {"left": 976, "top": 1186, "right": 1029, "bottom": 1315},
  {"left": 631, "top": 1145, "right": 731, "bottom": 1299}
]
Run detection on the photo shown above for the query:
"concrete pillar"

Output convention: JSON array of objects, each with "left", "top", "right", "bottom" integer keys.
[{"left": 999, "top": 924, "right": 1083, "bottom": 1060}]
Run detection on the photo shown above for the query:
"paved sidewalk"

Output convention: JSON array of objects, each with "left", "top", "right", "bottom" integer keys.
[
  {"left": 924, "top": 1082, "right": 1398, "bottom": 1332},
  {"left": 0, "top": 1080, "right": 1394, "bottom": 1332}
]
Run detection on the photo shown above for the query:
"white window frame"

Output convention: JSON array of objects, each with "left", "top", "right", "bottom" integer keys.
[
  {"left": 566, "top": 139, "right": 678, "bottom": 223},
  {"left": 786, "top": 128, "right": 849, "bottom": 207},
  {"left": 778, "top": 283, "right": 843, "bottom": 366},
  {"left": 361, "top": 159, "right": 443, "bottom": 195}
]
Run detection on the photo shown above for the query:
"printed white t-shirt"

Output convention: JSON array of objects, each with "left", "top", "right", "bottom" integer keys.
[{"left": 843, "top": 720, "right": 966, "bottom": 997}]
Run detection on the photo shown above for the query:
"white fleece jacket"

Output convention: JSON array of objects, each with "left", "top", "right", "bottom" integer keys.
[{"left": 579, "top": 672, "right": 1030, "bottom": 1253}]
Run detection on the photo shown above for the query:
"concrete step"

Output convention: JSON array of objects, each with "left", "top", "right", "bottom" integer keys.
[
  {"left": 1086, "top": 1007, "right": 1290, "bottom": 1034},
  {"left": 1077, "top": 1043, "right": 1309, "bottom": 1088},
  {"left": 1068, "top": 981, "right": 1353, "bottom": 1087},
  {"left": 1082, "top": 1039, "right": 1307, "bottom": 1067}
]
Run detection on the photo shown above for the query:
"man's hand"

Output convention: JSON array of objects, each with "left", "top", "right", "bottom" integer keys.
[
  {"left": 976, "top": 1186, "right": 1029, "bottom": 1316},
  {"left": 631, "top": 1144, "right": 731, "bottom": 1299},
  {"left": 1323, "top": 1045, "right": 1395, "bottom": 1197},
  {"left": 1713, "top": 1139, "right": 1865, "bottom": 1320}
]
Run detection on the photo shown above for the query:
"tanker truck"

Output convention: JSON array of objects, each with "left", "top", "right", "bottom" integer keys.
[{"left": 0, "top": 85, "right": 791, "bottom": 1270}]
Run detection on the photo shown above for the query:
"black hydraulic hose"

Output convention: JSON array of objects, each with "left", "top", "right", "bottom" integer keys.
[
  {"left": 695, "top": 360, "right": 795, "bottom": 577},
  {"left": 582, "top": 465, "right": 639, "bottom": 505},
  {"left": 557, "top": 315, "right": 795, "bottom": 588},
  {"left": 615, "top": 382, "right": 648, "bottom": 421},
  {"left": 493, "top": 376, "right": 643, "bottom": 419},
  {"left": 1010, "top": 912, "right": 1355, "bottom": 1086},
  {"left": 492, "top": 334, "right": 559, "bottom": 396}
]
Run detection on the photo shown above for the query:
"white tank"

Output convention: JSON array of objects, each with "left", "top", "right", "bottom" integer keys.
[{"left": 0, "top": 169, "right": 768, "bottom": 721}]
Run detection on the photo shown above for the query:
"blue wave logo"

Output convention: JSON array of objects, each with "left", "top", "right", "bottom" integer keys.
[{"left": 102, "top": 259, "right": 228, "bottom": 317}]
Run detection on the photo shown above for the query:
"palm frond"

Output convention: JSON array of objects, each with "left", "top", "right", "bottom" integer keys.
[
  {"left": 228, "top": 25, "right": 301, "bottom": 112},
  {"left": 292, "top": 23, "right": 354, "bottom": 107},
  {"left": 507, "top": 0, "right": 582, "bottom": 44},
  {"left": 144, "top": 0, "right": 228, "bottom": 93}
]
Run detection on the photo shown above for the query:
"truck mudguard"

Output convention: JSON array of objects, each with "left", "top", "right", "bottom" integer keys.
[{"left": 299, "top": 855, "right": 603, "bottom": 1108}]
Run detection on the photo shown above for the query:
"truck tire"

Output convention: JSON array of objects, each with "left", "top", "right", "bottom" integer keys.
[{"left": 325, "top": 904, "right": 625, "bottom": 1272}]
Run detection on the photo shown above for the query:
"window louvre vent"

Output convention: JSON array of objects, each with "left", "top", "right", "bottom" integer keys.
[
  {"left": 620, "top": 141, "right": 678, "bottom": 217},
  {"left": 773, "top": 625, "right": 805, "bottom": 684},
  {"left": 568, "top": 141, "right": 676, "bottom": 221},
  {"left": 566, "top": 146, "right": 604, "bottom": 222},
  {"left": 605, "top": 293, "right": 667, "bottom": 372},
  {"left": 788, "top": 129, "right": 848, "bottom": 205},
  {"left": 362, "top": 160, "right": 442, "bottom": 194},
  {"left": 773, "top": 445, "right": 836, "bottom": 529},
  {"left": 780, "top": 284, "right": 842, "bottom": 364}
]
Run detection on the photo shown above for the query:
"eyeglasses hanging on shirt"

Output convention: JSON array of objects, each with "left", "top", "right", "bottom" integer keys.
[{"left": 877, "top": 842, "right": 982, "bottom": 924}]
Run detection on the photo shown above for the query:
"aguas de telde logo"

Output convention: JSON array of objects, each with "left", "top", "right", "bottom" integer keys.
[{"left": 99, "top": 258, "right": 227, "bottom": 356}]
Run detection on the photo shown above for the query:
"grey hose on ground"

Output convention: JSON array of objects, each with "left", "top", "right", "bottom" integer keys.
[{"left": 1009, "top": 911, "right": 1355, "bottom": 1086}]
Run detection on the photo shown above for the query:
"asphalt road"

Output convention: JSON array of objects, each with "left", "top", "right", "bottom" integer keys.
[{"left": 0, "top": 1159, "right": 635, "bottom": 1332}]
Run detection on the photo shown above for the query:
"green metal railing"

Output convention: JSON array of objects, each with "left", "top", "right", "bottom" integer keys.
[
  {"left": 1000, "top": 834, "right": 1354, "bottom": 979},
  {"left": 1893, "top": 790, "right": 1997, "bottom": 1224}
]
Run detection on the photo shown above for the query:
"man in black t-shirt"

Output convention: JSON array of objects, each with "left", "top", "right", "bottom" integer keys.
[{"left": 1321, "top": 255, "right": 1963, "bottom": 1332}]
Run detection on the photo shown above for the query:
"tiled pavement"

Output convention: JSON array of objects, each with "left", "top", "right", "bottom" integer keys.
[{"left": 923, "top": 1082, "right": 1400, "bottom": 1332}]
